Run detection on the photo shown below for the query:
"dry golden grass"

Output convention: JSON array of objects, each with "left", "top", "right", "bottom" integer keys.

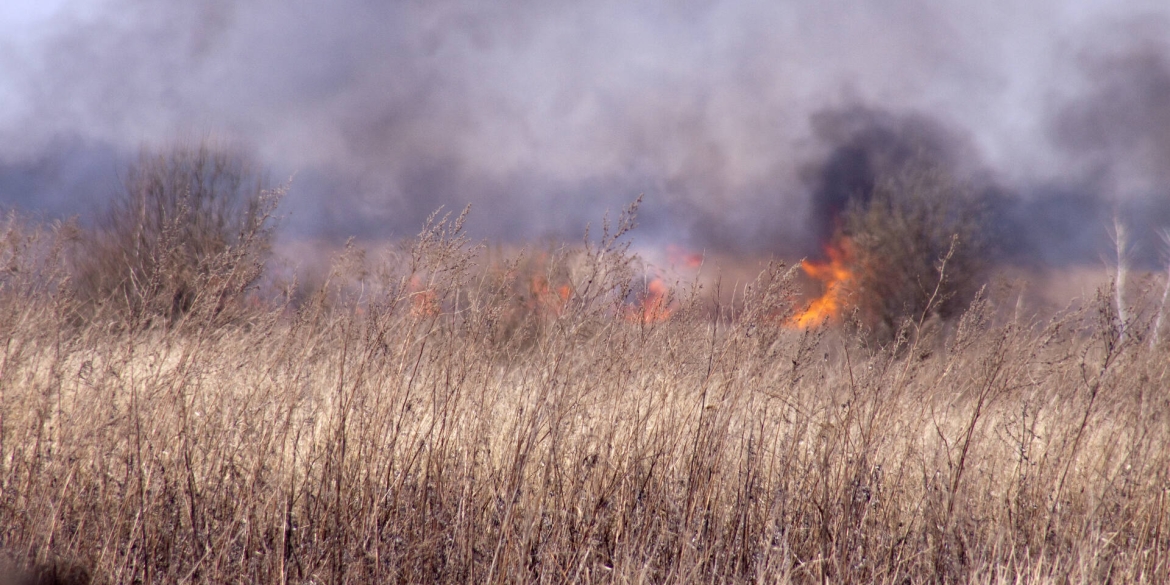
[{"left": 0, "top": 209, "right": 1167, "bottom": 584}]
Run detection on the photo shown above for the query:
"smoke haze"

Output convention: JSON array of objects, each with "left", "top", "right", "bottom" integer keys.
[{"left": 1, "top": 0, "right": 1169, "bottom": 264}]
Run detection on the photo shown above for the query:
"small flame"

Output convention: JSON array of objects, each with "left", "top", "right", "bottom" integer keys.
[
  {"left": 790, "top": 236, "right": 854, "bottom": 329},
  {"left": 627, "top": 278, "right": 673, "bottom": 324},
  {"left": 666, "top": 244, "right": 704, "bottom": 269},
  {"left": 529, "top": 275, "right": 571, "bottom": 316},
  {"left": 409, "top": 275, "right": 440, "bottom": 317}
]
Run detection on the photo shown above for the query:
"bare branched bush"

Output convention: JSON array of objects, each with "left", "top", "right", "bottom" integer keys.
[
  {"left": 74, "top": 141, "right": 282, "bottom": 326},
  {"left": 843, "top": 165, "right": 988, "bottom": 338}
]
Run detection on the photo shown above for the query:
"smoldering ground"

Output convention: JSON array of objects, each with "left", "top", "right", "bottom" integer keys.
[{"left": 1, "top": 0, "right": 1169, "bottom": 267}]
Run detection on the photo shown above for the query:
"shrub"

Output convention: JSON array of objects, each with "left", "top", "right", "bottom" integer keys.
[
  {"left": 75, "top": 141, "right": 281, "bottom": 325},
  {"left": 842, "top": 164, "right": 988, "bottom": 338}
]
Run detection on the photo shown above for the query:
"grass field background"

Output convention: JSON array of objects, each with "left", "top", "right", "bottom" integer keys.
[{"left": 0, "top": 212, "right": 1167, "bottom": 584}]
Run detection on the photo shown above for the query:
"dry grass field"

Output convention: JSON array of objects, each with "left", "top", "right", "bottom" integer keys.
[{"left": 0, "top": 208, "right": 1168, "bottom": 584}]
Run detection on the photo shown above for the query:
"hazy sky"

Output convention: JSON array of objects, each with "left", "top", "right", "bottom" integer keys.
[{"left": 1, "top": 0, "right": 1168, "bottom": 262}]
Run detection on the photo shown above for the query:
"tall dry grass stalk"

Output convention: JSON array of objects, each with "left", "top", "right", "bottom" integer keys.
[
  {"left": 1152, "top": 229, "right": 1170, "bottom": 350},
  {"left": 1112, "top": 215, "right": 1131, "bottom": 344},
  {"left": 0, "top": 207, "right": 1167, "bottom": 584}
]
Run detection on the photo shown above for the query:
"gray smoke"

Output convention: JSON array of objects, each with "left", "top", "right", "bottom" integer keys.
[{"left": 0, "top": 0, "right": 1168, "bottom": 265}]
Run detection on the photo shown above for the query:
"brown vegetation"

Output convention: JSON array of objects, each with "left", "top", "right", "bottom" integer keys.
[
  {"left": 73, "top": 141, "right": 281, "bottom": 327},
  {"left": 841, "top": 165, "right": 989, "bottom": 339},
  {"left": 0, "top": 200, "right": 1168, "bottom": 584}
]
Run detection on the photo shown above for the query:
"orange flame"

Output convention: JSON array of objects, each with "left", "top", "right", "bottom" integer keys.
[
  {"left": 409, "top": 275, "right": 440, "bottom": 317},
  {"left": 529, "top": 275, "right": 571, "bottom": 316},
  {"left": 790, "top": 236, "right": 854, "bottom": 329},
  {"left": 666, "top": 244, "right": 704, "bottom": 269},
  {"left": 627, "top": 278, "right": 673, "bottom": 324}
]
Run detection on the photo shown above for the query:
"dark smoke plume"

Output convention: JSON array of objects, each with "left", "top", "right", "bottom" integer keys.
[
  {"left": 799, "top": 31, "right": 1170, "bottom": 268},
  {"left": 801, "top": 106, "right": 977, "bottom": 248}
]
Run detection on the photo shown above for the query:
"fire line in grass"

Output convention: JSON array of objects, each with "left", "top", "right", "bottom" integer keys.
[
  {"left": 529, "top": 275, "right": 571, "bottom": 316},
  {"left": 409, "top": 275, "right": 440, "bottom": 317},
  {"left": 790, "top": 236, "right": 855, "bottom": 329},
  {"left": 624, "top": 243, "right": 703, "bottom": 325},
  {"left": 627, "top": 278, "right": 672, "bottom": 324}
]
